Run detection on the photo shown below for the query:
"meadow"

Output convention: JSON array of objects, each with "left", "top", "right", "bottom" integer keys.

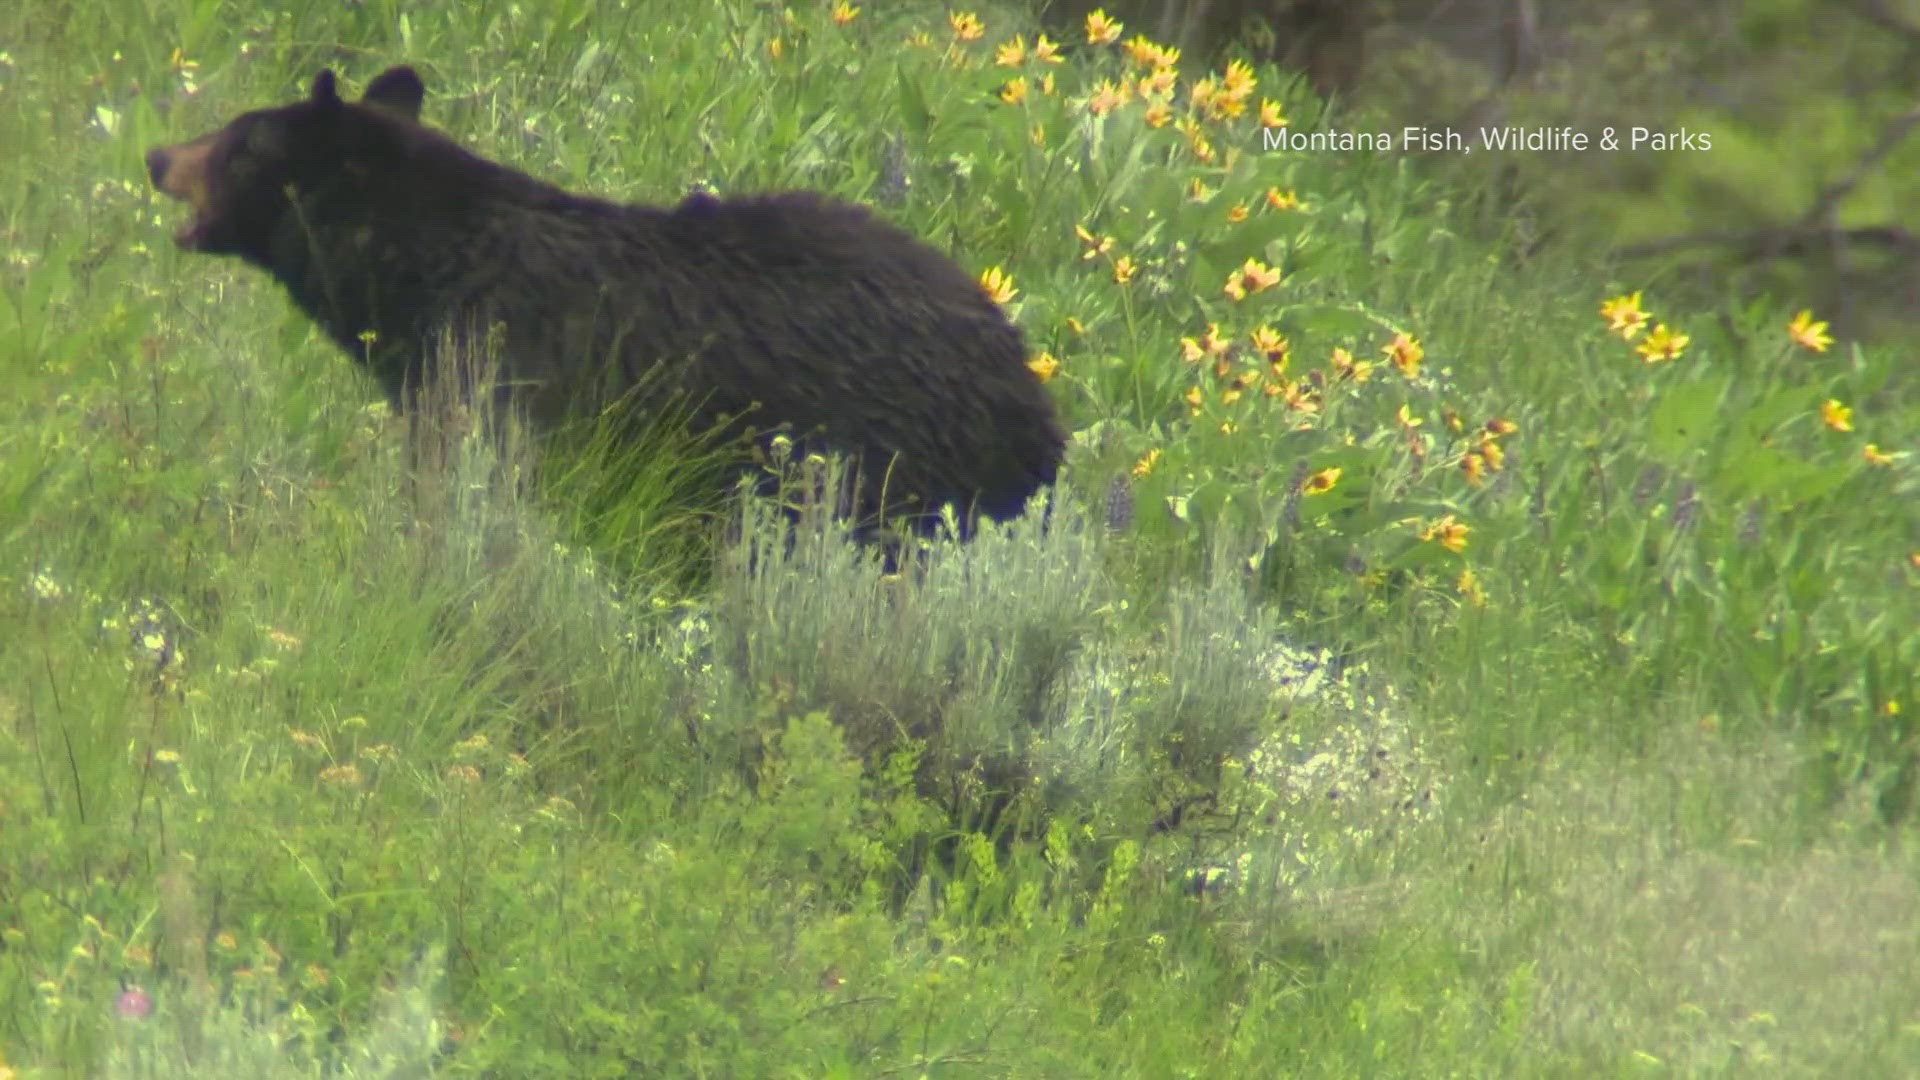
[{"left": 1, "top": 1, "right": 1916, "bottom": 1075}]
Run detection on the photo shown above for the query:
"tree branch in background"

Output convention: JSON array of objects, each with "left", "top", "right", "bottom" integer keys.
[
  {"left": 1616, "top": 101, "right": 1920, "bottom": 265},
  {"left": 1851, "top": 0, "right": 1920, "bottom": 45},
  {"left": 1616, "top": 224, "right": 1920, "bottom": 263},
  {"left": 1791, "top": 102, "right": 1920, "bottom": 235}
]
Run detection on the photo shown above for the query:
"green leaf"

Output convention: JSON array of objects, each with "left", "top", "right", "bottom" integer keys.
[
  {"left": 570, "top": 41, "right": 603, "bottom": 86},
  {"left": 1645, "top": 373, "right": 1730, "bottom": 462},
  {"left": 1715, "top": 444, "right": 1836, "bottom": 503},
  {"left": 895, "top": 61, "right": 930, "bottom": 138}
]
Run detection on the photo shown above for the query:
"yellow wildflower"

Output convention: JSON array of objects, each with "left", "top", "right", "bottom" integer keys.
[
  {"left": 1221, "top": 59, "right": 1256, "bottom": 100},
  {"left": 1478, "top": 435, "right": 1506, "bottom": 471},
  {"left": 1252, "top": 325, "right": 1289, "bottom": 372},
  {"left": 1330, "top": 346, "right": 1371, "bottom": 382},
  {"left": 1224, "top": 257, "right": 1280, "bottom": 300},
  {"left": 1787, "top": 308, "right": 1833, "bottom": 353},
  {"left": 979, "top": 265, "right": 1016, "bottom": 304},
  {"left": 1088, "top": 79, "right": 1126, "bottom": 115},
  {"left": 1636, "top": 323, "right": 1689, "bottom": 363},
  {"left": 1421, "top": 514, "right": 1470, "bottom": 552},
  {"left": 1601, "top": 290, "right": 1650, "bottom": 340},
  {"left": 1385, "top": 332, "right": 1423, "bottom": 379},
  {"left": 1461, "top": 452, "right": 1487, "bottom": 485},
  {"left": 1075, "top": 223, "right": 1113, "bottom": 260},
  {"left": 950, "top": 11, "right": 984, "bottom": 41},
  {"left": 1085, "top": 8, "right": 1122, "bottom": 45}
]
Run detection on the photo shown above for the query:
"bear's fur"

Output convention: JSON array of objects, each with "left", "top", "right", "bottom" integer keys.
[{"left": 146, "top": 66, "right": 1065, "bottom": 534}]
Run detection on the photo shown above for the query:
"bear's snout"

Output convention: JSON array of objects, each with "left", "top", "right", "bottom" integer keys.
[
  {"left": 144, "top": 134, "right": 215, "bottom": 204},
  {"left": 145, "top": 147, "right": 172, "bottom": 192},
  {"left": 144, "top": 136, "right": 219, "bottom": 248}
]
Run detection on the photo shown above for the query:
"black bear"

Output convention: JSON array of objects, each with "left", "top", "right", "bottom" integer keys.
[{"left": 146, "top": 66, "right": 1065, "bottom": 535}]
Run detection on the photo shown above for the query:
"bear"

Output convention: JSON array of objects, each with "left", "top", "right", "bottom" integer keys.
[{"left": 145, "top": 66, "right": 1066, "bottom": 537}]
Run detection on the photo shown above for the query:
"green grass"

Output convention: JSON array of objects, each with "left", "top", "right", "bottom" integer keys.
[{"left": 2, "top": 2, "right": 1918, "bottom": 1076}]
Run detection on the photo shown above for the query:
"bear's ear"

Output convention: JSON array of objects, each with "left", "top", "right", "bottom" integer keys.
[
  {"left": 362, "top": 66, "right": 425, "bottom": 121},
  {"left": 311, "top": 69, "right": 341, "bottom": 106}
]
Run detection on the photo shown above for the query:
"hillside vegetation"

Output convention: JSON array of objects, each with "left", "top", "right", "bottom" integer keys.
[{"left": 1, "top": 2, "right": 1915, "bottom": 1075}]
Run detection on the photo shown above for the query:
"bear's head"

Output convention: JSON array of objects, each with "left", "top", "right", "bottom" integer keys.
[{"left": 146, "top": 67, "right": 426, "bottom": 262}]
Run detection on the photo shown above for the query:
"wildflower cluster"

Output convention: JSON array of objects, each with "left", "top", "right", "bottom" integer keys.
[
  {"left": 1602, "top": 292, "right": 1902, "bottom": 467},
  {"left": 1075, "top": 8, "right": 1286, "bottom": 147},
  {"left": 1175, "top": 321, "right": 1320, "bottom": 433},
  {"left": 1601, "top": 289, "right": 1691, "bottom": 363},
  {"left": 992, "top": 30, "right": 1063, "bottom": 104},
  {"left": 972, "top": 265, "right": 1062, "bottom": 383}
]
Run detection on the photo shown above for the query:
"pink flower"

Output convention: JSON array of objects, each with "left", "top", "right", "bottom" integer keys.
[{"left": 117, "top": 986, "right": 153, "bottom": 1020}]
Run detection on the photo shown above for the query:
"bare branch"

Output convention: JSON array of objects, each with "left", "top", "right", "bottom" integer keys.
[
  {"left": 1851, "top": 0, "right": 1920, "bottom": 44},
  {"left": 1619, "top": 99, "right": 1920, "bottom": 265},
  {"left": 1616, "top": 224, "right": 1920, "bottom": 263},
  {"left": 1791, "top": 102, "right": 1920, "bottom": 234}
]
